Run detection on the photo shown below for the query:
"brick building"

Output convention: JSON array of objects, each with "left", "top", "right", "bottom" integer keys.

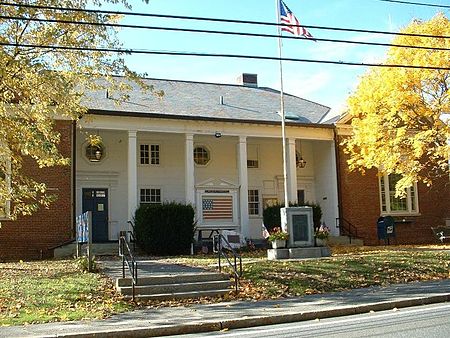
[
  {"left": 336, "top": 118, "right": 450, "bottom": 245},
  {"left": 0, "top": 120, "right": 74, "bottom": 260}
]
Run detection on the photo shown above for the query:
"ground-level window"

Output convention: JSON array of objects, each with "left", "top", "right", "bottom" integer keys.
[
  {"left": 140, "top": 144, "right": 160, "bottom": 165},
  {"left": 379, "top": 173, "right": 418, "bottom": 214},
  {"left": 248, "top": 189, "right": 260, "bottom": 215},
  {"left": 140, "top": 188, "right": 161, "bottom": 205}
]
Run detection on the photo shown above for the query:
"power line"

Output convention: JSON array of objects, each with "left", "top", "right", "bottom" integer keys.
[
  {"left": 2, "top": 15, "right": 449, "bottom": 52},
  {"left": 0, "top": 1, "right": 449, "bottom": 40},
  {"left": 376, "top": 0, "right": 450, "bottom": 9},
  {"left": 2, "top": 42, "right": 449, "bottom": 71}
]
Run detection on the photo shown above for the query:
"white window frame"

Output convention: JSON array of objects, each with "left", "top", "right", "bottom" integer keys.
[
  {"left": 248, "top": 189, "right": 260, "bottom": 216},
  {"left": 0, "top": 159, "right": 11, "bottom": 220},
  {"left": 379, "top": 174, "right": 419, "bottom": 215},
  {"left": 139, "top": 187, "right": 162, "bottom": 205},
  {"left": 193, "top": 145, "right": 211, "bottom": 166},
  {"left": 139, "top": 143, "right": 160, "bottom": 166},
  {"left": 247, "top": 144, "right": 259, "bottom": 169}
]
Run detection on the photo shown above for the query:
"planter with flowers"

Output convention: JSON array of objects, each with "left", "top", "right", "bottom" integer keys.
[
  {"left": 315, "top": 223, "right": 330, "bottom": 246},
  {"left": 268, "top": 227, "right": 289, "bottom": 249}
]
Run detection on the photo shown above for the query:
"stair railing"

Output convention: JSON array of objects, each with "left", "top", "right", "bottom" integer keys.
[
  {"left": 126, "top": 220, "right": 137, "bottom": 252},
  {"left": 335, "top": 217, "right": 359, "bottom": 243},
  {"left": 214, "top": 234, "right": 242, "bottom": 294},
  {"left": 119, "top": 230, "right": 138, "bottom": 301}
]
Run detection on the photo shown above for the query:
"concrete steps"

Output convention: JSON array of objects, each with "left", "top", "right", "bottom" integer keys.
[{"left": 116, "top": 272, "right": 233, "bottom": 301}]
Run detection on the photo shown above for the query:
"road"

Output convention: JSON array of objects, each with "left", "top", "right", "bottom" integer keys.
[{"left": 169, "top": 303, "right": 450, "bottom": 337}]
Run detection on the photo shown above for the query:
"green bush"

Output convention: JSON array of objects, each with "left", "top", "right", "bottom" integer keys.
[
  {"left": 134, "top": 202, "right": 195, "bottom": 255},
  {"left": 262, "top": 202, "right": 322, "bottom": 232}
]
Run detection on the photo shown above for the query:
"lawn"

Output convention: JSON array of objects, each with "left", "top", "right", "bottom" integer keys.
[
  {"left": 0, "top": 259, "right": 130, "bottom": 326},
  {"left": 1, "top": 246, "right": 449, "bottom": 325},
  {"left": 160, "top": 246, "right": 450, "bottom": 300}
]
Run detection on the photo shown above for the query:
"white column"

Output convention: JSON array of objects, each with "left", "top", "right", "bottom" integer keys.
[
  {"left": 185, "top": 133, "right": 195, "bottom": 205},
  {"left": 237, "top": 136, "right": 249, "bottom": 238},
  {"left": 287, "top": 138, "right": 298, "bottom": 204},
  {"left": 127, "top": 130, "right": 138, "bottom": 221},
  {"left": 329, "top": 140, "right": 340, "bottom": 236}
]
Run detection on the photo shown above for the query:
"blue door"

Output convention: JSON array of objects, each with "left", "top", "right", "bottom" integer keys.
[{"left": 82, "top": 188, "right": 109, "bottom": 243}]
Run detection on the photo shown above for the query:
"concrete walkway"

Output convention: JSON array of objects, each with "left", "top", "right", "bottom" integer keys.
[{"left": 1, "top": 278, "right": 450, "bottom": 338}]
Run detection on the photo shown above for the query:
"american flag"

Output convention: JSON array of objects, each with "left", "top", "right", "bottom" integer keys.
[
  {"left": 202, "top": 196, "right": 233, "bottom": 220},
  {"left": 279, "top": 0, "right": 314, "bottom": 39}
]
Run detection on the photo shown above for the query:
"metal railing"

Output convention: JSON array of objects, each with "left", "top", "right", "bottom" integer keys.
[
  {"left": 126, "top": 220, "right": 137, "bottom": 252},
  {"left": 336, "top": 217, "right": 359, "bottom": 243},
  {"left": 119, "top": 230, "right": 138, "bottom": 301},
  {"left": 214, "top": 234, "right": 242, "bottom": 294}
]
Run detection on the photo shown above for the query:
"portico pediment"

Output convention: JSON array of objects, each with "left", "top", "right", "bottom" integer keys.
[{"left": 196, "top": 178, "right": 238, "bottom": 190}]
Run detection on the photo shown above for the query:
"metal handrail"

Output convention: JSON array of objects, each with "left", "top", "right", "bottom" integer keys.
[
  {"left": 214, "top": 234, "right": 242, "bottom": 294},
  {"left": 336, "top": 217, "right": 359, "bottom": 243},
  {"left": 119, "top": 232, "right": 138, "bottom": 301},
  {"left": 127, "top": 220, "right": 137, "bottom": 251}
]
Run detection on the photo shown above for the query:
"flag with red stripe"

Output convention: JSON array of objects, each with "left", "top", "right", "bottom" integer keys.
[
  {"left": 279, "top": 0, "right": 314, "bottom": 39},
  {"left": 202, "top": 196, "right": 233, "bottom": 220}
]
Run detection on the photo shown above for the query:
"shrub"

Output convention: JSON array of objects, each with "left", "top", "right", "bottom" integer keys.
[
  {"left": 262, "top": 202, "right": 322, "bottom": 232},
  {"left": 134, "top": 202, "right": 195, "bottom": 255}
]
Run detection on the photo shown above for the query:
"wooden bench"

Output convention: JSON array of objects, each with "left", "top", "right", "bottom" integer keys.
[{"left": 431, "top": 226, "right": 450, "bottom": 243}]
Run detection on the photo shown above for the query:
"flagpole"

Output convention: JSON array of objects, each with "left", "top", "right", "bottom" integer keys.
[{"left": 276, "top": 0, "right": 289, "bottom": 210}]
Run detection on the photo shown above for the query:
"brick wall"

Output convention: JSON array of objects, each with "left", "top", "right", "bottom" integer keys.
[
  {"left": 337, "top": 135, "right": 450, "bottom": 245},
  {"left": 0, "top": 120, "right": 73, "bottom": 261}
]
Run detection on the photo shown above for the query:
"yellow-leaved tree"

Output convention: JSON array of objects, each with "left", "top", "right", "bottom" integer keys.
[
  {"left": 0, "top": 0, "right": 152, "bottom": 220},
  {"left": 345, "top": 13, "right": 450, "bottom": 196}
]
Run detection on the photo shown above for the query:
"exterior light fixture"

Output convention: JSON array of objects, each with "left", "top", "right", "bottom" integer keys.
[{"left": 214, "top": 131, "right": 222, "bottom": 138}]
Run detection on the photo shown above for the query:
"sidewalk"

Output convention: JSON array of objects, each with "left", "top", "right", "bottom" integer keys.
[{"left": 1, "top": 278, "right": 450, "bottom": 338}]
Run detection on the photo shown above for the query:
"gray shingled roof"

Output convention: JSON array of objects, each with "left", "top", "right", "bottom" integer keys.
[{"left": 84, "top": 77, "right": 330, "bottom": 125}]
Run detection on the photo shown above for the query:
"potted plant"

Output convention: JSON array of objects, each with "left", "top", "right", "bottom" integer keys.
[
  {"left": 315, "top": 223, "right": 330, "bottom": 246},
  {"left": 268, "top": 227, "right": 289, "bottom": 249}
]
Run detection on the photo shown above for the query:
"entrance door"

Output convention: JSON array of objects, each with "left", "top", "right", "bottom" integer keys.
[{"left": 82, "top": 188, "right": 109, "bottom": 243}]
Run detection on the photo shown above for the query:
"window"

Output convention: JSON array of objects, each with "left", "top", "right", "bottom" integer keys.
[
  {"left": 379, "top": 174, "right": 418, "bottom": 214},
  {"left": 194, "top": 146, "right": 210, "bottom": 166},
  {"left": 140, "top": 144, "right": 160, "bottom": 165},
  {"left": 297, "top": 190, "right": 305, "bottom": 205},
  {"left": 85, "top": 143, "right": 104, "bottom": 162},
  {"left": 248, "top": 189, "right": 260, "bottom": 215},
  {"left": 140, "top": 188, "right": 161, "bottom": 205},
  {"left": 0, "top": 159, "right": 11, "bottom": 219},
  {"left": 247, "top": 144, "right": 259, "bottom": 168}
]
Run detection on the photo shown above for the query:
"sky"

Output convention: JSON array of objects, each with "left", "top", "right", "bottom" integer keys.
[{"left": 105, "top": 0, "right": 448, "bottom": 119}]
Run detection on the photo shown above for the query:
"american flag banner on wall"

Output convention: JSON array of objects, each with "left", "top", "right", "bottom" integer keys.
[
  {"left": 279, "top": 0, "right": 314, "bottom": 39},
  {"left": 202, "top": 196, "right": 233, "bottom": 220}
]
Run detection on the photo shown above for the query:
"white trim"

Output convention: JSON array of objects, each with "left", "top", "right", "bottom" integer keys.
[
  {"left": 138, "top": 142, "right": 162, "bottom": 167},
  {"left": 193, "top": 144, "right": 211, "bottom": 167},
  {"left": 139, "top": 186, "right": 163, "bottom": 205},
  {"left": 379, "top": 174, "right": 419, "bottom": 215}
]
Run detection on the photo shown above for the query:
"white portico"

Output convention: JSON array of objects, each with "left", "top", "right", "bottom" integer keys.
[{"left": 75, "top": 75, "right": 339, "bottom": 242}]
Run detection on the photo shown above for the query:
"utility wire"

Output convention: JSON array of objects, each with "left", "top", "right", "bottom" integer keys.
[
  {"left": 376, "top": 0, "right": 450, "bottom": 9},
  {"left": 0, "top": 1, "right": 449, "bottom": 39},
  {"left": 2, "top": 15, "right": 449, "bottom": 52},
  {"left": 2, "top": 42, "right": 449, "bottom": 71}
]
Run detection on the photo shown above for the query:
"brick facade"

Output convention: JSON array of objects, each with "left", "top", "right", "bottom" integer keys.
[
  {"left": 0, "top": 120, "right": 73, "bottom": 261},
  {"left": 337, "top": 134, "right": 450, "bottom": 245}
]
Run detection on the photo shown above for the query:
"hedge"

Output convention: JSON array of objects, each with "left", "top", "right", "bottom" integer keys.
[{"left": 134, "top": 202, "right": 195, "bottom": 255}]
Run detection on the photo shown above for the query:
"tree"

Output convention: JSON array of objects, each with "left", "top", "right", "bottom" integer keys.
[
  {"left": 0, "top": 0, "right": 153, "bottom": 221},
  {"left": 344, "top": 13, "right": 450, "bottom": 196}
]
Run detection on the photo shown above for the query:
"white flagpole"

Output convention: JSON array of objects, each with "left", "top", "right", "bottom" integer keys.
[{"left": 276, "top": 0, "right": 289, "bottom": 209}]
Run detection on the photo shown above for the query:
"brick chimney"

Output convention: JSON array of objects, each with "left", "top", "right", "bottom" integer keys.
[{"left": 237, "top": 73, "right": 258, "bottom": 87}]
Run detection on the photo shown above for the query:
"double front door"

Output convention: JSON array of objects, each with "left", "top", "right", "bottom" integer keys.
[{"left": 82, "top": 188, "right": 109, "bottom": 243}]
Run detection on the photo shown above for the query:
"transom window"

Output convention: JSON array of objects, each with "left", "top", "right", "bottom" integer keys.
[
  {"left": 194, "top": 146, "right": 210, "bottom": 166},
  {"left": 140, "top": 188, "right": 161, "bottom": 205},
  {"left": 85, "top": 143, "right": 104, "bottom": 162},
  {"left": 379, "top": 173, "right": 418, "bottom": 214},
  {"left": 140, "top": 144, "right": 160, "bottom": 165},
  {"left": 248, "top": 189, "right": 260, "bottom": 216}
]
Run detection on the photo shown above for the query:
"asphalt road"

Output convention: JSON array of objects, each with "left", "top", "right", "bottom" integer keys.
[{"left": 169, "top": 303, "right": 450, "bottom": 338}]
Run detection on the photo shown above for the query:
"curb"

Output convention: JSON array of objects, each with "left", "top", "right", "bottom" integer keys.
[{"left": 41, "top": 294, "right": 450, "bottom": 338}]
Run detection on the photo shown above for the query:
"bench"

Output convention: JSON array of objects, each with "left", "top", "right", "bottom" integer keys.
[{"left": 431, "top": 226, "right": 450, "bottom": 243}]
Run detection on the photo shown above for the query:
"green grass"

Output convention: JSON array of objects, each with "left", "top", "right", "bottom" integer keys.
[
  {"left": 242, "top": 250, "right": 450, "bottom": 298},
  {"left": 0, "top": 259, "right": 131, "bottom": 326}
]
